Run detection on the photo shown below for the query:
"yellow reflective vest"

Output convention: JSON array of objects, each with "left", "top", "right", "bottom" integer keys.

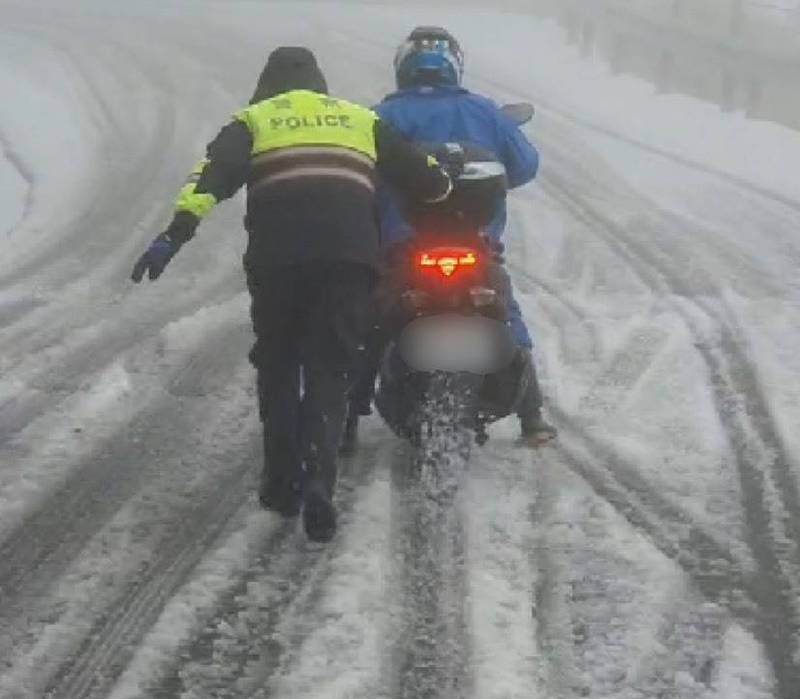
[
  {"left": 235, "top": 90, "right": 378, "bottom": 160},
  {"left": 175, "top": 90, "right": 381, "bottom": 220}
]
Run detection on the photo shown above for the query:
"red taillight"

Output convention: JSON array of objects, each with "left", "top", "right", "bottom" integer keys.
[{"left": 418, "top": 247, "right": 479, "bottom": 279}]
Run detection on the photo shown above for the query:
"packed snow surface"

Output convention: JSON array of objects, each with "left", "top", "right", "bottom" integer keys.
[{"left": 0, "top": 1, "right": 798, "bottom": 697}]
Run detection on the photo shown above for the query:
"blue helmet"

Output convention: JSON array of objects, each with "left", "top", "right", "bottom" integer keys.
[{"left": 394, "top": 26, "right": 464, "bottom": 90}]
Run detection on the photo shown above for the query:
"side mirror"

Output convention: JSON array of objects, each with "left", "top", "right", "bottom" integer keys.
[{"left": 501, "top": 102, "right": 534, "bottom": 126}]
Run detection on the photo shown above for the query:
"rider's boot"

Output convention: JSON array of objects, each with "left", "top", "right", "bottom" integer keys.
[{"left": 517, "top": 355, "right": 557, "bottom": 446}]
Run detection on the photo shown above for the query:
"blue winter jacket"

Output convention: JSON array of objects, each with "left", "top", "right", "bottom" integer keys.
[{"left": 375, "top": 85, "right": 539, "bottom": 245}]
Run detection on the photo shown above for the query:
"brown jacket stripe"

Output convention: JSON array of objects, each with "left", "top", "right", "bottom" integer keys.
[
  {"left": 251, "top": 167, "right": 375, "bottom": 193},
  {"left": 249, "top": 146, "right": 376, "bottom": 192}
]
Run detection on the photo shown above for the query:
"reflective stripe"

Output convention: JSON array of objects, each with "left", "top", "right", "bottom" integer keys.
[
  {"left": 176, "top": 190, "right": 217, "bottom": 218},
  {"left": 252, "top": 146, "right": 375, "bottom": 170},
  {"left": 248, "top": 144, "right": 376, "bottom": 193},
  {"left": 174, "top": 158, "right": 214, "bottom": 219},
  {"left": 186, "top": 158, "right": 209, "bottom": 182},
  {"left": 460, "top": 161, "right": 507, "bottom": 180},
  {"left": 252, "top": 166, "right": 375, "bottom": 192}
]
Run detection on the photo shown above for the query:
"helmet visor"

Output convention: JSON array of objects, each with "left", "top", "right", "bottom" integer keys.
[{"left": 394, "top": 37, "right": 464, "bottom": 76}]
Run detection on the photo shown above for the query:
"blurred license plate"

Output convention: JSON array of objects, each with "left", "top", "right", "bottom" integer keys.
[{"left": 398, "top": 314, "right": 515, "bottom": 374}]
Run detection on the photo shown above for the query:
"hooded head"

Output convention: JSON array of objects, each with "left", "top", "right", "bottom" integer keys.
[{"left": 250, "top": 47, "right": 328, "bottom": 104}]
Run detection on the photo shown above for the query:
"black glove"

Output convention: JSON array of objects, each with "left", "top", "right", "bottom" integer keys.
[
  {"left": 434, "top": 142, "right": 466, "bottom": 180},
  {"left": 484, "top": 236, "right": 506, "bottom": 264},
  {"left": 131, "top": 212, "right": 198, "bottom": 283}
]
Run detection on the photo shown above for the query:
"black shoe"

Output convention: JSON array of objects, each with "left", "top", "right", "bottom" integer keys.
[
  {"left": 352, "top": 398, "right": 372, "bottom": 416},
  {"left": 303, "top": 483, "right": 337, "bottom": 543},
  {"left": 475, "top": 420, "right": 489, "bottom": 446},
  {"left": 519, "top": 410, "right": 557, "bottom": 447},
  {"left": 258, "top": 480, "right": 302, "bottom": 518}
]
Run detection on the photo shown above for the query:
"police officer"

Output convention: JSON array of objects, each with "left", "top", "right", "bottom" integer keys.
[{"left": 132, "top": 47, "right": 451, "bottom": 542}]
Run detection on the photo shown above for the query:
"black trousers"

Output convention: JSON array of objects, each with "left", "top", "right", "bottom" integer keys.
[{"left": 246, "top": 261, "right": 374, "bottom": 499}]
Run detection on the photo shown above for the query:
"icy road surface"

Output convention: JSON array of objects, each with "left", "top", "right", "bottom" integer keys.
[{"left": 0, "top": 1, "right": 799, "bottom": 697}]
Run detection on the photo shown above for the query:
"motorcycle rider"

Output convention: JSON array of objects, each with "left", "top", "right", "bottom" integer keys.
[
  {"left": 131, "top": 47, "right": 452, "bottom": 542},
  {"left": 349, "top": 26, "right": 556, "bottom": 447}
]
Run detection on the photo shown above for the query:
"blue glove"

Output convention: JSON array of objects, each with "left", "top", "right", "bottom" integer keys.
[
  {"left": 131, "top": 234, "right": 178, "bottom": 282},
  {"left": 131, "top": 213, "right": 198, "bottom": 283}
]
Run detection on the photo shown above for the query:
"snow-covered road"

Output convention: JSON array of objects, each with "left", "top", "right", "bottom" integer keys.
[{"left": 1, "top": 1, "right": 799, "bottom": 697}]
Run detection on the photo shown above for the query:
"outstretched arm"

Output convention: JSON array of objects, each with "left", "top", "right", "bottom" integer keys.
[
  {"left": 131, "top": 121, "right": 252, "bottom": 282},
  {"left": 167, "top": 120, "right": 253, "bottom": 244}
]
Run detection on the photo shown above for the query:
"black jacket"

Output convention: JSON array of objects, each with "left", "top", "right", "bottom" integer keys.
[
  {"left": 167, "top": 48, "right": 449, "bottom": 273},
  {"left": 168, "top": 47, "right": 451, "bottom": 271},
  {"left": 194, "top": 116, "right": 449, "bottom": 273}
]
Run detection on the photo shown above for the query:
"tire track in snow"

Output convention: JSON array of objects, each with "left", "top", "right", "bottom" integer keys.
[
  {"left": 44, "top": 451, "right": 255, "bottom": 699},
  {"left": 632, "top": 597, "right": 728, "bottom": 696},
  {"left": 533, "top": 449, "right": 731, "bottom": 698},
  {"left": 551, "top": 412, "right": 754, "bottom": 606},
  {"left": 245, "top": 452, "right": 386, "bottom": 699},
  {"left": 0, "top": 295, "right": 45, "bottom": 331},
  {"left": 0, "top": 12, "right": 250, "bottom": 371},
  {"left": 607, "top": 214, "right": 800, "bottom": 574},
  {"left": 577, "top": 324, "right": 669, "bottom": 413},
  {"left": 0, "top": 402, "right": 206, "bottom": 612},
  {"left": 713, "top": 323, "right": 800, "bottom": 561},
  {"left": 156, "top": 445, "right": 380, "bottom": 698},
  {"left": 550, "top": 174, "right": 800, "bottom": 570},
  {"left": 0, "top": 281, "right": 243, "bottom": 445},
  {"left": 510, "top": 246, "right": 733, "bottom": 691},
  {"left": 507, "top": 259, "right": 601, "bottom": 368},
  {"left": 0, "top": 16, "right": 181, "bottom": 291},
  {"left": 0, "top": 125, "right": 34, "bottom": 237},
  {"left": 463, "top": 446, "right": 544, "bottom": 699},
  {"left": 542, "top": 173, "right": 800, "bottom": 696},
  {"left": 0, "top": 345, "right": 253, "bottom": 673},
  {"left": 387, "top": 442, "right": 471, "bottom": 699},
  {"left": 530, "top": 454, "right": 586, "bottom": 699},
  {"left": 693, "top": 333, "right": 800, "bottom": 696}
]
